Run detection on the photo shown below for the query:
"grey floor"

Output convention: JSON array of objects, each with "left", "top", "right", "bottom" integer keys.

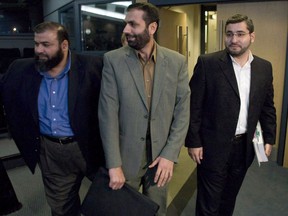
[{"left": 1, "top": 135, "right": 288, "bottom": 216}]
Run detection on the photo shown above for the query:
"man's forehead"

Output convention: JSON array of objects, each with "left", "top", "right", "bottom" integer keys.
[
  {"left": 125, "top": 9, "right": 144, "bottom": 21},
  {"left": 35, "top": 29, "right": 58, "bottom": 35},
  {"left": 226, "top": 22, "right": 248, "bottom": 30},
  {"left": 34, "top": 30, "right": 58, "bottom": 42}
]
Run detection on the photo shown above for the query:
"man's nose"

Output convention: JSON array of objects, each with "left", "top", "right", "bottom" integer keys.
[
  {"left": 35, "top": 45, "right": 44, "bottom": 53},
  {"left": 123, "top": 24, "right": 130, "bottom": 34}
]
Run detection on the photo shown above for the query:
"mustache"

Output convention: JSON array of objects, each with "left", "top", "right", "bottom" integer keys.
[
  {"left": 228, "top": 42, "right": 240, "bottom": 46},
  {"left": 35, "top": 53, "right": 48, "bottom": 57},
  {"left": 125, "top": 33, "right": 136, "bottom": 38}
]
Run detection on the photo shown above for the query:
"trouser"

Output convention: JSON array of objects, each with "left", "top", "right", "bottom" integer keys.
[
  {"left": 0, "top": 159, "right": 22, "bottom": 215},
  {"left": 196, "top": 135, "right": 248, "bottom": 216},
  {"left": 126, "top": 134, "right": 168, "bottom": 216},
  {"left": 39, "top": 136, "right": 87, "bottom": 216}
]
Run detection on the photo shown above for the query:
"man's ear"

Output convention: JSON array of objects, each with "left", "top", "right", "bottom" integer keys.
[
  {"left": 149, "top": 22, "right": 158, "bottom": 35},
  {"left": 61, "top": 40, "right": 69, "bottom": 50},
  {"left": 250, "top": 32, "right": 255, "bottom": 43}
]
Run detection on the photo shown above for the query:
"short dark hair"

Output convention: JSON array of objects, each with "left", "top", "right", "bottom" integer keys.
[
  {"left": 225, "top": 14, "right": 254, "bottom": 33},
  {"left": 33, "top": 21, "right": 70, "bottom": 45},
  {"left": 127, "top": 2, "right": 160, "bottom": 32}
]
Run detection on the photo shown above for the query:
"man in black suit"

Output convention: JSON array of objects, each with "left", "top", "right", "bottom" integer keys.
[
  {"left": 0, "top": 22, "right": 103, "bottom": 216},
  {"left": 185, "top": 14, "right": 276, "bottom": 216}
]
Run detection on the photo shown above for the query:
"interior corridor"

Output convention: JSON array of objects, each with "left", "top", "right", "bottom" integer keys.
[{"left": 1, "top": 134, "right": 287, "bottom": 216}]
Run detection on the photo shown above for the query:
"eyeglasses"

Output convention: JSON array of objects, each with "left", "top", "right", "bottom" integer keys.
[{"left": 225, "top": 32, "right": 250, "bottom": 38}]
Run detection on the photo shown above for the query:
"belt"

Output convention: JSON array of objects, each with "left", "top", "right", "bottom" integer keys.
[
  {"left": 43, "top": 135, "right": 75, "bottom": 145},
  {"left": 232, "top": 133, "right": 247, "bottom": 141}
]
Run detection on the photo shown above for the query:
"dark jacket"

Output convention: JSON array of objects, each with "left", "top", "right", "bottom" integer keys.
[
  {"left": 0, "top": 53, "right": 104, "bottom": 174},
  {"left": 185, "top": 50, "right": 276, "bottom": 169}
]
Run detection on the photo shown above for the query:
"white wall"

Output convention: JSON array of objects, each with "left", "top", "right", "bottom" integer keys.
[{"left": 165, "top": 5, "right": 201, "bottom": 78}]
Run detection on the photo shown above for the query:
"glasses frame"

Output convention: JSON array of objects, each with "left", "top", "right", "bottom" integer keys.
[{"left": 225, "top": 31, "right": 250, "bottom": 38}]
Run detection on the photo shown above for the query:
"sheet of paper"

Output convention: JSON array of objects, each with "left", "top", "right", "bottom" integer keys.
[{"left": 253, "top": 122, "right": 268, "bottom": 166}]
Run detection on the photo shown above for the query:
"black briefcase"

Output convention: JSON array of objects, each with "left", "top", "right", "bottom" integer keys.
[{"left": 81, "top": 167, "right": 159, "bottom": 216}]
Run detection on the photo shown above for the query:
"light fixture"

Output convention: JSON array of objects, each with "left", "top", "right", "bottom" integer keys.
[
  {"left": 81, "top": 5, "right": 126, "bottom": 20},
  {"left": 111, "top": 1, "right": 132, "bottom": 7},
  {"left": 85, "top": 28, "right": 91, "bottom": 35}
]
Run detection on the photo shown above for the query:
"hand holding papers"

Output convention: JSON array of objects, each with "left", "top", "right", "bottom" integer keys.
[{"left": 252, "top": 122, "right": 268, "bottom": 166}]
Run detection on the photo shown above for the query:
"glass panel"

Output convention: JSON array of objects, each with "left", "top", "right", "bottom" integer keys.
[
  {"left": 60, "top": 6, "right": 76, "bottom": 50},
  {"left": 205, "top": 11, "right": 217, "bottom": 53},
  {"left": 80, "top": 1, "right": 132, "bottom": 52},
  {"left": 0, "top": 0, "right": 43, "bottom": 35}
]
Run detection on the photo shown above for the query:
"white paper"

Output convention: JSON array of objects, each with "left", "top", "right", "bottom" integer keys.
[{"left": 252, "top": 122, "right": 268, "bottom": 166}]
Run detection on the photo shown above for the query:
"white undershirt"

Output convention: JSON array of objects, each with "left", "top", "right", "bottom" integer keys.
[{"left": 230, "top": 52, "right": 254, "bottom": 135}]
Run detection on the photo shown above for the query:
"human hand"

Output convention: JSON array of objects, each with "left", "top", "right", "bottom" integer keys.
[
  {"left": 108, "top": 167, "right": 125, "bottom": 190},
  {"left": 149, "top": 157, "right": 174, "bottom": 187},
  {"left": 188, "top": 147, "right": 203, "bottom": 164},
  {"left": 264, "top": 143, "right": 273, "bottom": 157}
]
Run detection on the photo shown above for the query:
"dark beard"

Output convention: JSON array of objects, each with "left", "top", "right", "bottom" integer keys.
[
  {"left": 226, "top": 47, "right": 248, "bottom": 57},
  {"left": 35, "top": 48, "right": 64, "bottom": 72},
  {"left": 126, "top": 28, "right": 150, "bottom": 50}
]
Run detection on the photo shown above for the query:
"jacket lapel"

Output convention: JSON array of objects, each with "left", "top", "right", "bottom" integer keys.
[
  {"left": 151, "top": 45, "right": 166, "bottom": 114},
  {"left": 219, "top": 51, "right": 240, "bottom": 98},
  {"left": 249, "top": 58, "right": 262, "bottom": 104},
  {"left": 68, "top": 53, "right": 81, "bottom": 120},
  {"left": 125, "top": 49, "right": 149, "bottom": 111},
  {"left": 27, "top": 66, "right": 42, "bottom": 125}
]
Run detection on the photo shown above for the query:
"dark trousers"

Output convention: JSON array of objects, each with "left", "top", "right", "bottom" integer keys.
[
  {"left": 39, "top": 136, "right": 87, "bottom": 216},
  {"left": 196, "top": 136, "right": 248, "bottom": 216},
  {"left": 0, "top": 159, "right": 22, "bottom": 215}
]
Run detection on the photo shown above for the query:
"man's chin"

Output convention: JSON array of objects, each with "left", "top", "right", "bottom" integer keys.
[
  {"left": 35, "top": 57, "right": 47, "bottom": 63},
  {"left": 39, "top": 58, "right": 48, "bottom": 61},
  {"left": 35, "top": 61, "right": 50, "bottom": 72},
  {"left": 227, "top": 48, "right": 241, "bottom": 56},
  {"left": 36, "top": 60, "right": 47, "bottom": 65}
]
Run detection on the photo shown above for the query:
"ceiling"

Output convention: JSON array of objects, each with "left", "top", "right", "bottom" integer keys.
[{"left": 0, "top": 0, "right": 42, "bottom": 9}]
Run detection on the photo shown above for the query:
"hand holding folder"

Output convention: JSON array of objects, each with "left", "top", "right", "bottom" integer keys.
[{"left": 81, "top": 167, "right": 159, "bottom": 216}]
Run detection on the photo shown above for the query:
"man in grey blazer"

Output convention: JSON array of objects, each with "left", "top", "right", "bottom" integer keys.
[
  {"left": 98, "top": 3, "right": 190, "bottom": 215},
  {"left": 185, "top": 14, "right": 276, "bottom": 216}
]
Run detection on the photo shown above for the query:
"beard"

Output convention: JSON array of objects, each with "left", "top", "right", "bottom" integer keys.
[
  {"left": 35, "top": 48, "right": 64, "bottom": 72},
  {"left": 225, "top": 40, "right": 251, "bottom": 57},
  {"left": 125, "top": 28, "right": 150, "bottom": 50}
]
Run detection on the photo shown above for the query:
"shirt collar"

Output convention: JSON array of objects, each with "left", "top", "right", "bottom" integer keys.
[
  {"left": 135, "top": 41, "right": 157, "bottom": 63},
  {"left": 230, "top": 50, "right": 254, "bottom": 66}
]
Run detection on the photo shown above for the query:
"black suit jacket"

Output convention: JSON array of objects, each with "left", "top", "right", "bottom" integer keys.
[
  {"left": 0, "top": 53, "right": 104, "bottom": 174},
  {"left": 185, "top": 50, "right": 276, "bottom": 169}
]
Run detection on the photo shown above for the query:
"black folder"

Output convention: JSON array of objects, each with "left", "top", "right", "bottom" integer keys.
[{"left": 81, "top": 167, "right": 159, "bottom": 216}]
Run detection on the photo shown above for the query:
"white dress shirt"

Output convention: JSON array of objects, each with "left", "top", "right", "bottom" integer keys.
[{"left": 231, "top": 52, "right": 254, "bottom": 135}]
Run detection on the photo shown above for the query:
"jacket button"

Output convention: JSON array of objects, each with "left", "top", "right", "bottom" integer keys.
[{"left": 140, "top": 137, "right": 145, "bottom": 141}]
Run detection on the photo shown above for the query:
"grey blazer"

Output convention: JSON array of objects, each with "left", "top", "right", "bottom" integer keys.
[{"left": 98, "top": 44, "right": 190, "bottom": 179}]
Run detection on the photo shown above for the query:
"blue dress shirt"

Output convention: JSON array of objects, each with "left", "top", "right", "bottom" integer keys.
[{"left": 38, "top": 53, "right": 74, "bottom": 137}]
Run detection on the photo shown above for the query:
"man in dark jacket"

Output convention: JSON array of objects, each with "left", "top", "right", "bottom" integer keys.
[
  {"left": 0, "top": 21, "right": 104, "bottom": 216},
  {"left": 186, "top": 14, "right": 276, "bottom": 216}
]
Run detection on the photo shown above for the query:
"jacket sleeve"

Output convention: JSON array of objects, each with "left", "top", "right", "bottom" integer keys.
[
  {"left": 185, "top": 56, "right": 206, "bottom": 148},
  {"left": 159, "top": 55, "right": 191, "bottom": 162},
  {"left": 259, "top": 61, "right": 277, "bottom": 145},
  {"left": 98, "top": 53, "right": 122, "bottom": 169}
]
